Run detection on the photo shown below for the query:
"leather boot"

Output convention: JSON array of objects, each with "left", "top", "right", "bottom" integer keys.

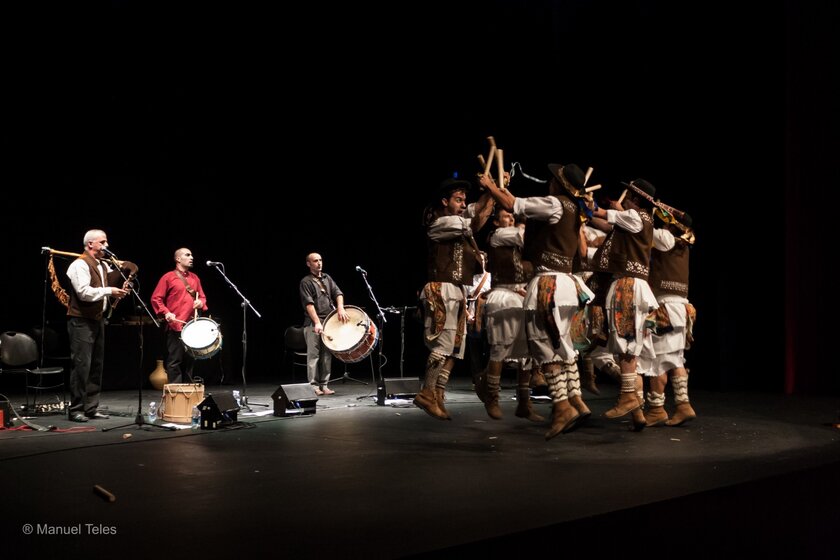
[
  {"left": 604, "top": 392, "right": 641, "bottom": 419},
  {"left": 436, "top": 387, "right": 451, "bottom": 420},
  {"left": 568, "top": 394, "right": 591, "bottom": 422},
  {"left": 665, "top": 402, "right": 697, "bottom": 426},
  {"left": 515, "top": 388, "right": 544, "bottom": 422},
  {"left": 644, "top": 405, "right": 668, "bottom": 427},
  {"left": 529, "top": 368, "right": 548, "bottom": 389},
  {"left": 545, "top": 400, "right": 581, "bottom": 440},
  {"left": 630, "top": 407, "right": 647, "bottom": 432},
  {"left": 482, "top": 361, "right": 503, "bottom": 419},
  {"left": 580, "top": 356, "right": 600, "bottom": 395},
  {"left": 484, "top": 397, "right": 503, "bottom": 420},
  {"left": 413, "top": 387, "right": 448, "bottom": 420}
]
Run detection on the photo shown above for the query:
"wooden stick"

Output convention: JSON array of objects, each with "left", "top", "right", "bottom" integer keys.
[
  {"left": 585, "top": 184, "right": 602, "bottom": 193},
  {"left": 497, "top": 148, "right": 505, "bottom": 189},
  {"left": 93, "top": 484, "right": 116, "bottom": 503},
  {"left": 584, "top": 167, "right": 594, "bottom": 186},
  {"left": 487, "top": 136, "right": 496, "bottom": 148},
  {"left": 483, "top": 146, "right": 496, "bottom": 176},
  {"left": 477, "top": 154, "right": 486, "bottom": 169},
  {"left": 617, "top": 189, "right": 628, "bottom": 205}
]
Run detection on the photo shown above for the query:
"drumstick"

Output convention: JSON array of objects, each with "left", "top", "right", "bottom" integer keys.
[
  {"left": 172, "top": 318, "right": 188, "bottom": 324},
  {"left": 584, "top": 167, "right": 594, "bottom": 186},
  {"left": 194, "top": 292, "right": 199, "bottom": 322}
]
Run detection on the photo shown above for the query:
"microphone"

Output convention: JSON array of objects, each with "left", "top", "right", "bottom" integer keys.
[
  {"left": 101, "top": 247, "right": 118, "bottom": 259},
  {"left": 355, "top": 266, "right": 367, "bottom": 275},
  {"left": 206, "top": 260, "right": 223, "bottom": 266}
]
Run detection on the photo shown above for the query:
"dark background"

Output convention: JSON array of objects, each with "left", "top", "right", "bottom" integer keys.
[{"left": 1, "top": 1, "right": 834, "bottom": 394}]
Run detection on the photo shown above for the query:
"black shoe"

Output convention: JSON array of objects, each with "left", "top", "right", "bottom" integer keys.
[
  {"left": 69, "top": 413, "right": 89, "bottom": 423},
  {"left": 86, "top": 412, "right": 110, "bottom": 420}
]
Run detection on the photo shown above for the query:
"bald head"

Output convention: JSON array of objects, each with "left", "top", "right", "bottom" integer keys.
[{"left": 174, "top": 248, "right": 194, "bottom": 271}]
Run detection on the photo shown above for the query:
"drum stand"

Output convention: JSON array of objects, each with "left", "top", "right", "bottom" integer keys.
[
  {"left": 103, "top": 278, "right": 175, "bottom": 432},
  {"left": 383, "top": 306, "right": 417, "bottom": 378},
  {"left": 209, "top": 262, "right": 268, "bottom": 412}
]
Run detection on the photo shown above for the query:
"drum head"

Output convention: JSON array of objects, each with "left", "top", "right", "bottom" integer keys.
[
  {"left": 182, "top": 318, "right": 219, "bottom": 348},
  {"left": 321, "top": 305, "right": 369, "bottom": 352}
]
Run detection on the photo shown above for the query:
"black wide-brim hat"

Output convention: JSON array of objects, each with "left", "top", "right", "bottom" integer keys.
[
  {"left": 548, "top": 163, "right": 586, "bottom": 196},
  {"left": 621, "top": 178, "right": 656, "bottom": 200},
  {"left": 435, "top": 178, "right": 472, "bottom": 200}
]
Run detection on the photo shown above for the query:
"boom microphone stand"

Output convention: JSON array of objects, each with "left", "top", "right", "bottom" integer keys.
[
  {"left": 208, "top": 261, "right": 267, "bottom": 411},
  {"left": 102, "top": 250, "right": 175, "bottom": 432},
  {"left": 355, "top": 267, "right": 389, "bottom": 404}
]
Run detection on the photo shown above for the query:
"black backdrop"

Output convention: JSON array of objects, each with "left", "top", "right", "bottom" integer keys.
[{"left": 1, "top": 1, "right": 835, "bottom": 394}]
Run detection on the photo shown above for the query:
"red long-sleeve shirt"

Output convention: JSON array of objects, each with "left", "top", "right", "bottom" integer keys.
[{"left": 150, "top": 270, "right": 208, "bottom": 332}]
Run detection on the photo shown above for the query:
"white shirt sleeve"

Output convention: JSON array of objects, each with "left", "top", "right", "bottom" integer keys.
[
  {"left": 427, "top": 215, "right": 472, "bottom": 241},
  {"left": 606, "top": 208, "right": 642, "bottom": 233},
  {"left": 652, "top": 228, "right": 676, "bottom": 251},
  {"left": 489, "top": 226, "right": 524, "bottom": 248},
  {"left": 513, "top": 196, "right": 564, "bottom": 224},
  {"left": 67, "top": 259, "right": 110, "bottom": 302}
]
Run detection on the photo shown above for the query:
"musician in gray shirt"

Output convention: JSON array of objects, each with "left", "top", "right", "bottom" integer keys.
[{"left": 299, "top": 252, "right": 348, "bottom": 395}]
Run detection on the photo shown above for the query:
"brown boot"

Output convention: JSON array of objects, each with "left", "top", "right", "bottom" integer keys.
[
  {"left": 515, "top": 389, "right": 544, "bottom": 422},
  {"left": 630, "top": 407, "right": 647, "bottom": 432},
  {"left": 644, "top": 405, "right": 668, "bottom": 427},
  {"left": 604, "top": 392, "right": 641, "bottom": 419},
  {"left": 529, "top": 369, "right": 548, "bottom": 389},
  {"left": 484, "top": 398, "right": 503, "bottom": 420},
  {"left": 665, "top": 402, "right": 697, "bottom": 426},
  {"left": 545, "top": 400, "right": 581, "bottom": 440},
  {"left": 413, "top": 388, "right": 448, "bottom": 420},
  {"left": 580, "top": 356, "right": 600, "bottom": 395},
  {"left": 436, "top": 387, "right": 451, "bottom": 420},
  {"left": 568, "top": 394, "right": 591, "bottom": 421}
]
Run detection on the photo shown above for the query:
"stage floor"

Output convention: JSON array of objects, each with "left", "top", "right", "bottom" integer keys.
[{"left": 1, "top": 377, "right": 839, "bottom": 558}]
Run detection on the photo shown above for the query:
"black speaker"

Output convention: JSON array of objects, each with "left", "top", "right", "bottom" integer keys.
[
  {"left": 272, "top": 383, "right": 318, "bottom": 417},
  {"left": 376, "top": 377, "right": 420, "bottom": 405},
  {"left": 197, "top": 392, "right": 240, "bottom": 429}
]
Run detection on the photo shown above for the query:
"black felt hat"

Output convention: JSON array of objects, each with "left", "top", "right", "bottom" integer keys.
[
  {"left": 622, "top": 178, "right": 656, "bottom": 200},
  {"left": 547, "top": 163, "right": 586, "bottom": 196},
  {"left": 435, "top": 178, "right": 472, "bottom": 200}
]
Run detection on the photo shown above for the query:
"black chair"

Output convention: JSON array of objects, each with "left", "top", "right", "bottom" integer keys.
[
  {"left": 283, "top": 326, "right": 308, "bottom": 382},
  {"left": 0, "top": 331, "right": 66, "bottom": 414}
]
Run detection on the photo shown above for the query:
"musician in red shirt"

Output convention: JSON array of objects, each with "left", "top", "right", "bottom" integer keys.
[{"left": 151, "top": 248, "right": 208, "bottom": 383}]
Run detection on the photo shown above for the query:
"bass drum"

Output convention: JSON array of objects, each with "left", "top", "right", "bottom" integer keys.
[
  {"left": 181, "top": 317, "right": 223, "bottom": 359},
  {"left": 321, "top": 305, "right": 379, "bottom": 363}
]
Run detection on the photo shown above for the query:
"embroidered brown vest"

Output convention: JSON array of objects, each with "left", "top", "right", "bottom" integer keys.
[
  {"left": 523, "top": 196, "right": 580, "bottom": 273},
  {"left": 593, "top": 209, "right": 654, "bottom": 280},
  {"left": 427, "top": 237, "right": 479, "bottom": 286},
  {"left": 649, "top": 239, "right": 690, "bottom": 297},
  {"left": 487, "top": 243, "right": 533, "bottom": 285}
]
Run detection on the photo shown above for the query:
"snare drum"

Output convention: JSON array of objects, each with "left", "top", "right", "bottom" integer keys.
[
  {"left": 321, "top": 305, "right": 379, "bottom": 363},
  {"left": 181, "top": 317, "right": 223, "bottom": 359}
]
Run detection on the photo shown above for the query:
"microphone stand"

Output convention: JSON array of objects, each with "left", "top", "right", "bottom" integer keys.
[
  {"left": 383, "top": 306, "right": 417, "bottom": 378},
  {"left": 357, "top": 268, "right": 389, "bottom": 405},
  {"left": 209, "top": 262, "right": 267, "bottom": 411},
  {"left": 102, "top": 255, "right": 175, "bottom": 432}
]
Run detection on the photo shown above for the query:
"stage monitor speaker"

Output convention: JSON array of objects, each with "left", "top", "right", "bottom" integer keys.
[
  {"left": 272, "top": 383, "right": 318, "bottom": 417},
  {"left": 197, "top": 392, "right": 240, "bottom": 429},
  {"left": 376, "top": 377, "right": 420, "bottom": 405}
]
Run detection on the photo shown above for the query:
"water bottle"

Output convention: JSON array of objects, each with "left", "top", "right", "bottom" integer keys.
[
  {"left": 191, "top": 406, "right": 201, "bottom": 429},
  {"left": 232, "top": 390, "right": 241, "bottom": 408},
  {"left": 148, "top": 401, "right": 157, "bottom": 423}
]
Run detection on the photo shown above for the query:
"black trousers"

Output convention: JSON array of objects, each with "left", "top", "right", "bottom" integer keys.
[
  {"left": 165, "top": 329, "right": 194, "bottom": 383},
  {"left": 68, "top": 317, "right": 105, "bottom": 415}
]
